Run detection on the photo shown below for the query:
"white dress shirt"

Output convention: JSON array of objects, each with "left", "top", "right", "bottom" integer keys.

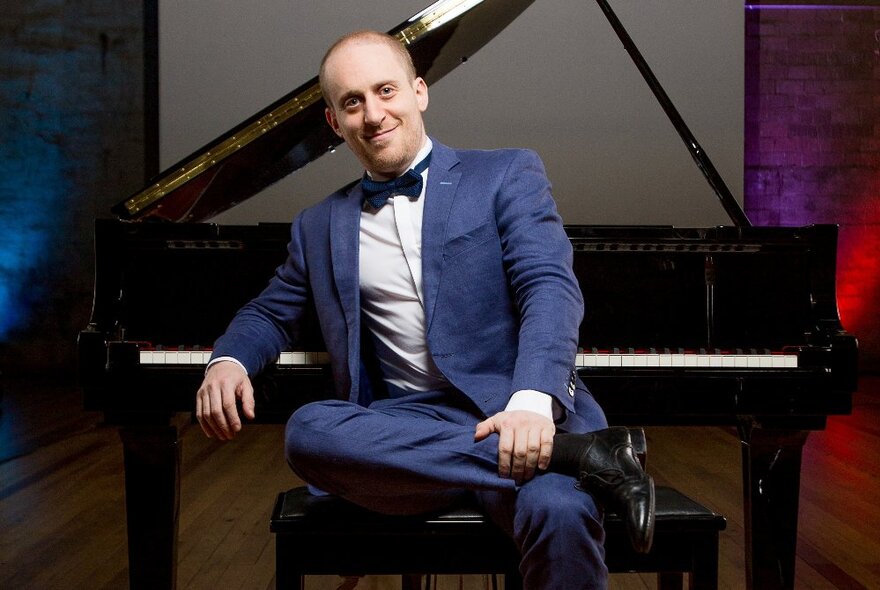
[{"left": 358, "top": 139, "right": 449, "bottom": 391}]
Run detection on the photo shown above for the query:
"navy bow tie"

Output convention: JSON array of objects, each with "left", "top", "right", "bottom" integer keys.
[{"left": 361, "top": 153, "right": 432, "bottom": 209}]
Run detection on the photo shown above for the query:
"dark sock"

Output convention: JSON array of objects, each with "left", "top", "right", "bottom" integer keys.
[{"left": 548, "top": 432, "right": 594, "bottom": 474}]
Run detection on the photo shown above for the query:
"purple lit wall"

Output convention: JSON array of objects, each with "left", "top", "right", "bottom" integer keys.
[{"left": 744, "top": 2, "right": 880, "bottom": 369}]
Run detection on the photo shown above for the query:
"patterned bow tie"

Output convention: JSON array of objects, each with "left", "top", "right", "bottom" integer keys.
[{"left": 361, "top": 152, "right": 432, "bottom": 209}]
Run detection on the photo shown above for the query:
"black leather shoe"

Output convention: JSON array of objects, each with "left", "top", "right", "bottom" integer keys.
[{"left": 575, "top": 427, "right": 655, "bottom": 554}]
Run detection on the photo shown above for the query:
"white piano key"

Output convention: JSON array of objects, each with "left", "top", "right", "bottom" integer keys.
[{"left": 642, "top": 354, "right": 660, "bottom": 367}]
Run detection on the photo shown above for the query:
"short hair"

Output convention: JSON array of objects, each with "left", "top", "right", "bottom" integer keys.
[{"left": 319, "top": 30, "right": 418, "bottom": 104}]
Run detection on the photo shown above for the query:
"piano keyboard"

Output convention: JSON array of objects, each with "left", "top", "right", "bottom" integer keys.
[
  {"left": 137, "top": 348, "right": 797, "bottom": 368},
  {"left": 137, "top": 350, "right": 331, "bottom": 366},
  {"left": 575, "top": 350, "right": 797, "bottom": 368}
]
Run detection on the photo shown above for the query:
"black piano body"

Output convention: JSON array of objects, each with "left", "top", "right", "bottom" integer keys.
[
  {"left": 568, "top": 223, "right": 856, "bottom": 423},
  {"left": 82, "top": 220, "right": 856, "bottom": 422}
]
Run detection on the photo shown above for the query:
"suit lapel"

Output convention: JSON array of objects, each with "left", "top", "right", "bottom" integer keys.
[
  {"left": 330, "top": 187, "right": 362, "bottom": 349},
  {"left": 422, "top": 142, "right": 461, "bottom": 331}
]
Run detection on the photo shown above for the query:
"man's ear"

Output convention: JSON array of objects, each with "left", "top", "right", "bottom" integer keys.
[
  {"left": 325, "top": 107, "right": 343, "bottom": 137},
  {"left": 414, "top": 77, "right": 429, "bottom": 112}
]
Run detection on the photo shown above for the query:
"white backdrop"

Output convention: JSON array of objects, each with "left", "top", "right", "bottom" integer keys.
[{"left": 159, "top": 0, "right": 743, "bottom": 226}]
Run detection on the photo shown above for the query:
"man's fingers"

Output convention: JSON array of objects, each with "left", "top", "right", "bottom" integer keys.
[
  {"left": 520, "top": 427, "right": 544, "bottom": 482},
  {"left": 474, "top": 417, "right": 496, "bottom": 441},
  {"left": 206, "top": 386, "right": 233, "bottom": 440},
  {"left": 538, "top": 428, "right": 554, "bottom": 471},
  {"left": 197, "top": 387, "right": 224, "bottom": 439},
  {"left": 222, "top": 390, "right": 242, "bottom": 436},
  {"left": 203, "top": 381, "right": 238, "bottom": 440},
  {"left": 195, "top": 362, "right": 254, "bottom": 441},
  {"left": 510, "top": 427, "right": 529, "bottom": 483},
  {"left": 481, "top": 410, "right": 556, "bottom": 483},
  {"left": 195, "top": 391, "right": 212, "bottom": 438},
  {"left": 497, "top": 428, "right": 514, "bottom": 479},
  {"left": 240, "top": 381, "right": 256, "bottom": 420}
]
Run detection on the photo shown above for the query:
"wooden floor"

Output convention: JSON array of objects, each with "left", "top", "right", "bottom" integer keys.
[{"left": 1, "top": 374, "right": 878, "bottom": 589}]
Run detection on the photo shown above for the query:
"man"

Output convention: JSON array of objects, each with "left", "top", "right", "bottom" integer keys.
[{"left": 197, "top": 30, "right": 653, "bottom": 589}]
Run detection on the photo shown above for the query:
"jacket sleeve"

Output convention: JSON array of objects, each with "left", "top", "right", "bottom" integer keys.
[
  {"left": 210, "top": 212, "right": 312, "bottom": 375},
  {"left": 496, "top": 150, "right": 583, "bottom": 411}
]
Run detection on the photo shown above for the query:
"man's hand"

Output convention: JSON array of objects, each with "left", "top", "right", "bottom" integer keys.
[
  {"left": 474, "top": 410, "right": 555, "bottom": 484},
  {"left": 196, "top": 360, "right": 255, "bottom": 440}
]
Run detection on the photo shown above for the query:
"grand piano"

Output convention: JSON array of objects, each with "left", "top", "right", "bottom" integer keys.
[{"left": 78, "top": 1, "right": 858, "bottom": 589}]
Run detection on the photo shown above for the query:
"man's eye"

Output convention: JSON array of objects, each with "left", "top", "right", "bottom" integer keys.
[
  {"left": 344, "top": 98, "right": 360, "bottom": 109},
  {"left": 380, "top": 86, "right": 394, "bottom": 96}
]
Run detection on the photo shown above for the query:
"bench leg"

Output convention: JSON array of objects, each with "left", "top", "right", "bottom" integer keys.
[
  {"left": 504, "top": 567, "right": 523, "bottom": 590},
  {"left": 690, "top": 533, "right": 720, "bottom": 590},
  {"left": 274, "top": 536, "right": 303, "bottom": 590},
  {"left": 274, "top": 570, "right": 303, "bottom": 590},
  {"left": 658, "top": 572, "right": 684, "bottom": 590}
]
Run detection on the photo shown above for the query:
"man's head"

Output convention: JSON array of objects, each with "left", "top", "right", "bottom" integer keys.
[{"left": 320, "top": 31, "right": 429, "bottom": 179}]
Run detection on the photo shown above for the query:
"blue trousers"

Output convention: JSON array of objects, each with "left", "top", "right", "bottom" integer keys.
[{"left": 285, "top": 387, "right": 609, "bottom": 589}]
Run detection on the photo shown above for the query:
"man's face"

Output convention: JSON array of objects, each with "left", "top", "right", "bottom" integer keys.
[{"left": 322, "top": 40, "right": 429, "bottom": 179}]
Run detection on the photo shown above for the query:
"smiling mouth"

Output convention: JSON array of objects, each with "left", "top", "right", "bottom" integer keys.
[{"left": 366, "top": 126, "right": 397, "bottom": 143}]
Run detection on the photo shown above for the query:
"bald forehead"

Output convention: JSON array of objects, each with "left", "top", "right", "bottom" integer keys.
[{"left": 320, "top": 33, "right": 416, "bottom": 96}]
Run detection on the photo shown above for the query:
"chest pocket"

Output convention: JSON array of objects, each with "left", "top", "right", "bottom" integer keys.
[{"left": 442, "top": 220, "right": 497, "bottom": 261}]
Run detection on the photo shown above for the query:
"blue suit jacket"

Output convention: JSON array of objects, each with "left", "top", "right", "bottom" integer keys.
[{"left": 213, "top": 140, "right": 603, "bottom": 424}]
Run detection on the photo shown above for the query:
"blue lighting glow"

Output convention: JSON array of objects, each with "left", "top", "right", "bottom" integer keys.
[{"left": 0, "top": 77, "right": 63, "bottom": 341}]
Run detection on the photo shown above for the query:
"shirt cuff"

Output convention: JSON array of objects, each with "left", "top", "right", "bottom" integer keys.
[
  {"left": 505, "top": 389, "right": 557, "bottom": 422},
  {"left": 206, "top": 356, "right": 248, "bottom": 376}
]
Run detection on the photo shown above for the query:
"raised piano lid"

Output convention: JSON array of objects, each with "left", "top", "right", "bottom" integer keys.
[{"left": 112, "top": 0, "right": 535, "bottom": 223}]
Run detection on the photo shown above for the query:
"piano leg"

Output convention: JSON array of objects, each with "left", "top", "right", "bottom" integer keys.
[
  {"left": 737, "top": 422, "right": 809, "bottom": 590},
  {"left": 119, "top": 424, "right": 181, "bottom": 590}
]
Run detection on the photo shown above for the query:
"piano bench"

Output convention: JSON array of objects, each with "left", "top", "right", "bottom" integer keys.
[{"left": 270, "top": 485, "right": 726, "bottom": 590}]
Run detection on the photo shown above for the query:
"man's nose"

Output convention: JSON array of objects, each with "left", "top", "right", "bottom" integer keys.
[{"left": 363, "top": 96, "right": 385, "bottom": 126}]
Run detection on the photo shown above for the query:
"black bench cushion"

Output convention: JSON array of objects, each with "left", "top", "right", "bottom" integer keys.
[{"left": 271, "top": 485, "right": 726, "bottom": 534}]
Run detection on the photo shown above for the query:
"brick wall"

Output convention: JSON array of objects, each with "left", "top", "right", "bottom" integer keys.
[
  {"left": 0, "top": 1, "right": 145, "bottom": 374},
  {"left": 745, "top": 4, "right": 880, "bottom": 370}
]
